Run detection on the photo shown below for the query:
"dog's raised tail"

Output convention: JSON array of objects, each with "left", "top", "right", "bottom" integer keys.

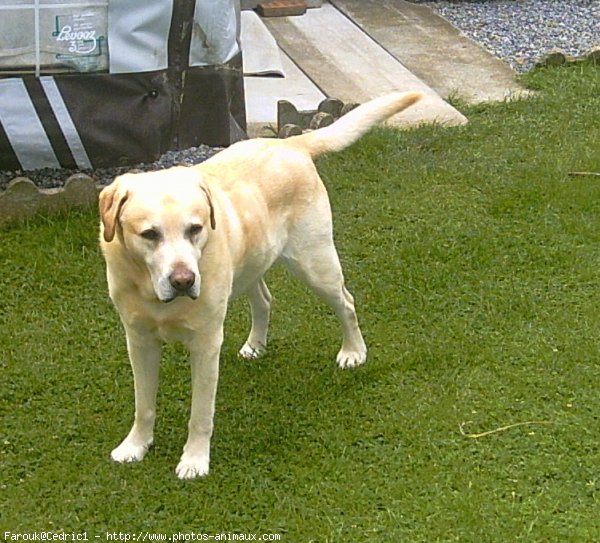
[{"left": 291, "top": 91, "right": 423, "bottom": 158}]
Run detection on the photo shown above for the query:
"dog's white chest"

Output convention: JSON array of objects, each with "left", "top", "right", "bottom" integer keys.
[{"left": 154, "top": 320, "right": 194, "bottom": 343}]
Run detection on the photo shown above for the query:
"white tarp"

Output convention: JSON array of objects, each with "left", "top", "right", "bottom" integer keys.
[
  {"left": 0, "top": 0, "right": 241, "bottom": 75},
  {"left": 0, "top": 0, "right": 109, "bottom": 75},
  {"left": 107, "top": 0, "right": 172, "bottom": 74},
  {"left": 189, "top": 0, "right": 240, "bottom": 67}
]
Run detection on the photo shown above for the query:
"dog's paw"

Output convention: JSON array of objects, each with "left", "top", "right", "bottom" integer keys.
[
  {"left": 336, "top": 348, "right": 367, "bottom": 369},
  {"left": 176, "top": 453, "right": 210, "bottom": 480},
  {"left": 111, "top": 438, "right": 152, "bottom": 463},
  {"left": 238, "top": 341, "right": 267, "bottom": 360}
]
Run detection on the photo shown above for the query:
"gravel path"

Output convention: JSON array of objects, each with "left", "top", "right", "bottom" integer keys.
[
  {"left": 0, "top": 145, "right": 220, "bottom": 191},
  {"left": 409, "top": 0, "right": 600, "bottom": 72}
]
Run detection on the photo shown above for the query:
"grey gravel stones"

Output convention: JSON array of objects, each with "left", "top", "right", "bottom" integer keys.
[
  {"left": 0, "top": 144, "right": 221, "bottom": 191},
  {"left": 409, "top": 0, "right": 600, "bottom": 72}
]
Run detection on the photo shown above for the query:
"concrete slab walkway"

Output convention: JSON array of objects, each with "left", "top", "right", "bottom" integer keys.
[
  {"left": 264, "top": 3, "right": 467, "bottom": 129},
  {"left": 242, "top": 1, "right": 527, "bottom": 136},
  {"left": 242, "top": 10, "right": 327, "bottom": 137},
  {"left": 331, "top": 0, "right": 529, "bottom": 104},
  {"left": 244, "top": 50, "right": 326, "bottom": 136}
]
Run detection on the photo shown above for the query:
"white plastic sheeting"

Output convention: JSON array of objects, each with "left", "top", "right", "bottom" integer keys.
[
  {"left": 0, "top": 1, "right": 109, "bottom": 75},
  {"left": 0, "top": 0, "right": 241, "bottom": 75},
  {"left": 189, "top": 0, "right": 241, "bottom": 67},
  {"left": 107, "top": 0, "right": 173, "bottom": 74}
]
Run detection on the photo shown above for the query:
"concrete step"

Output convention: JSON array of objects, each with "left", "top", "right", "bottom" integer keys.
[
  {"left": 263, "top": 2, "right": 468, "bottom": 128},
  {"left": 244, "top": 50, "right": 326, "bottom": 137},
  {"left": 242, "top": 10, "right": 326, "bottom": 137},
  {"left": 331, "top": 0, "right": 529, "bottom": 104}
]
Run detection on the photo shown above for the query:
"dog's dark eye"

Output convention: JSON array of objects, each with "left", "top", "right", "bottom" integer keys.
[
  {"left": 187, "top": 224, "right": 203, "bottom": 237},
  {"left": 140, "top": 228, "right": 160, "bottom": 241}
]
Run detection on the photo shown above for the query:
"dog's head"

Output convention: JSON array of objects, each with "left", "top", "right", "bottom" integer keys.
[{"left": 99, "top": 167, "right": 216, "bottom": 303}]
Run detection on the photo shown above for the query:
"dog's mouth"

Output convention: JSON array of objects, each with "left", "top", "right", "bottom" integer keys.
[{"left": 161, "top": 290, "right": 199, "bottom": 303}]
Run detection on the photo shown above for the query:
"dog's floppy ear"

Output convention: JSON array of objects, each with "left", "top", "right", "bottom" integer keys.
[
  {"left": 99, "top": 181, "right": 129, "bottom": 242},
  {"left": 200, "top": 183, "right": 216, "bottom": 230}
]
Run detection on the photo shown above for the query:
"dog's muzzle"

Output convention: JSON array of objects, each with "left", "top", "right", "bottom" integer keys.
[{"left": 165, "top": 265, "right": 198, "bottom": 301}]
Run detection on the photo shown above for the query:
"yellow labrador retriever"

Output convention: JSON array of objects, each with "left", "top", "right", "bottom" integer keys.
[{"left": 99, "top": 91, "right": 422, "bottom": 479}]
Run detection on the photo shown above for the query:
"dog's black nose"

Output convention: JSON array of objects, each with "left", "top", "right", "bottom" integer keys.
[{"left": 169, "top": 266, "right": 195, "bottom": 292}]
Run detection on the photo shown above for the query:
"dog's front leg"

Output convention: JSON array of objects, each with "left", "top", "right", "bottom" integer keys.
[
  {"left": 111, "top": 326, "right": 161, "bottom": 464},
  {"left": 176, "top": 325, "right": 224, "bottom": 480}
]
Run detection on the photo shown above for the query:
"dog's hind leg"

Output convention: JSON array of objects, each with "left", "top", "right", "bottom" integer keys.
[
  {"left": 239, "top": 278, "right": 272, "bottom": 359},
  {"left": 281, "top": 227, "right": 367, "bottom": 369}
]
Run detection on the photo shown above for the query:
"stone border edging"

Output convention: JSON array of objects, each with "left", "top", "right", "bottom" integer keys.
[
  {"left": 0, "top": 174, "right": 100, "bottom": 227},
  {"left": 536, "top": 47, "right": 600, "bottom": 68}
]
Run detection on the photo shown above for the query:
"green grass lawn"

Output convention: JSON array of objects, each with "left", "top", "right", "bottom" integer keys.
[{"left": 2, "top": 62, "right": 600, "bottom": 541}]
